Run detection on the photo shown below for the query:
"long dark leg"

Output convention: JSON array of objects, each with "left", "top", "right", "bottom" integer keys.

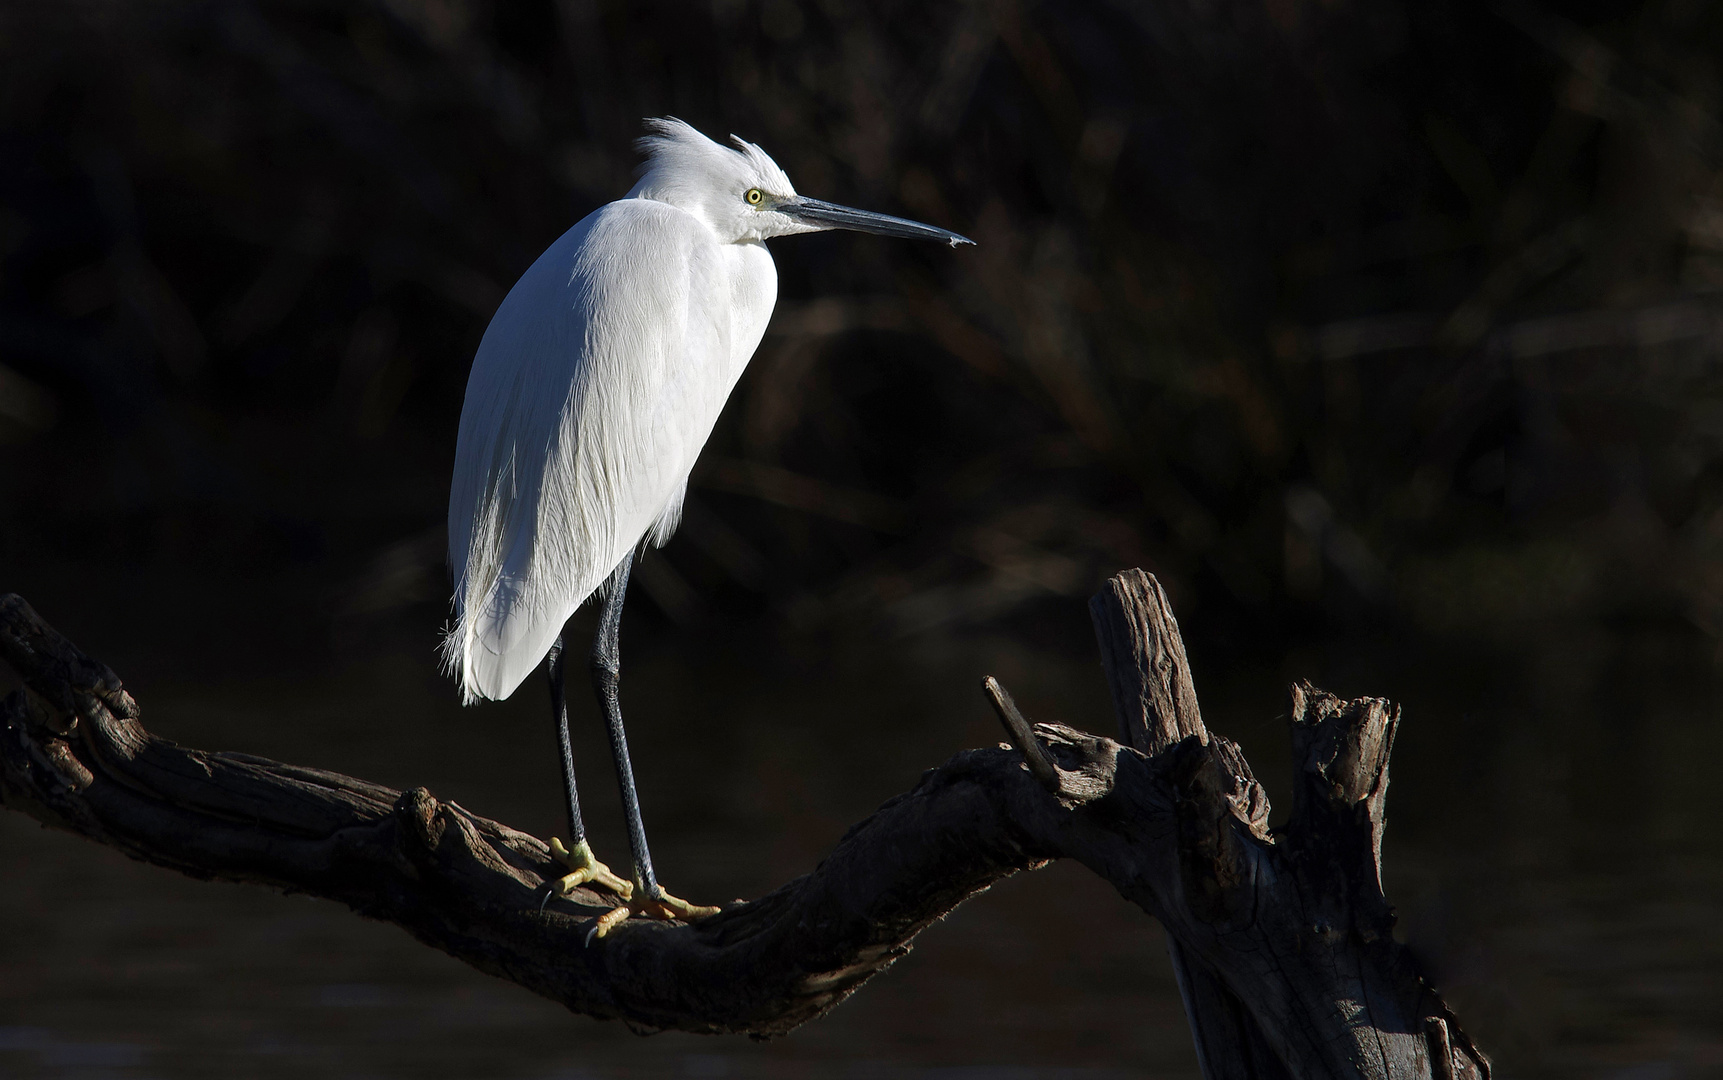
[
  {"left": 547, "top": 635, "right": 588, "bottom": 850},
  {"left": 589, "top": 551, "right": 664, "bottom": 900}
]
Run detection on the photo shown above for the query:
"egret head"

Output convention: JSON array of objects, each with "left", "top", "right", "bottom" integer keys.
[{"left": 628, "top": 118, "right": 973, "bottom": 248}]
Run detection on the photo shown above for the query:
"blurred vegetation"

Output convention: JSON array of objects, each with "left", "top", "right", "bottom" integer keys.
[{"left": 3, "top": 0, "right": 1721, "bottom": 667}]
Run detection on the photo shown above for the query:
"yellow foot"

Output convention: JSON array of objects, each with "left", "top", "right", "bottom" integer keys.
[
  {"left": 541, "top": 838, "right": 634, "bottom": 909},
  {"left": 586, "top": 886, "right": 722, "bottom": 943}
]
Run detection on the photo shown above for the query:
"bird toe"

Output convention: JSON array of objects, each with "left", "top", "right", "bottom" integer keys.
[{"left": 545, "top": 837, "right": 634, "bottom": 902}]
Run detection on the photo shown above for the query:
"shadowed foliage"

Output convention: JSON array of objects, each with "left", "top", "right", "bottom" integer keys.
[{"left": 4, "top": 0, "right": 1722, "bottom": 661}]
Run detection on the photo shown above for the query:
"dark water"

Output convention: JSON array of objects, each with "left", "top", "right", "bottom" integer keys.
[{"left": 3, "top": 570, "right": 1722, "bottom": 1078}]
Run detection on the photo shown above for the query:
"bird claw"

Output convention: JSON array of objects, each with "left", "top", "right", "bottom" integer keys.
[
  {"left": 584, "top": 887, "right": 722, "bottom": 944},
  {"left": 541, "top": 837, "right": 634, "bottom": 911}
]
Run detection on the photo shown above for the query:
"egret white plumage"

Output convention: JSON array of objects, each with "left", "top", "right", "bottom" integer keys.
[{"left": 445, "top": 118, "right": 972, "bottom": 937}]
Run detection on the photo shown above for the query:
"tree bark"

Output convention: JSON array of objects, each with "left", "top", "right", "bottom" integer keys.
[{"left": 0, "top": 573, "right": 1488, "bottom": 1077}]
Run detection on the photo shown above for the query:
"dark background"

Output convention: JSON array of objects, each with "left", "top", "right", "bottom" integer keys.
[{"left": 3, "top": 0, "right": 1722, "bottom": 1076}]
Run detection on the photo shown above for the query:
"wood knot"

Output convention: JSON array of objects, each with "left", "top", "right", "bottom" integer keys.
[
  {"left": 16, "top": 686, "right": 76, "bottom": 736},
  {"left": 395, "top": 787, "right": 445, "bottom": 852}
]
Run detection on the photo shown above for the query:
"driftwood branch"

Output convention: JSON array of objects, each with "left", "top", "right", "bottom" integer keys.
[{"left": 0, "top": 574, "right": 1487, "bottom": 1077}]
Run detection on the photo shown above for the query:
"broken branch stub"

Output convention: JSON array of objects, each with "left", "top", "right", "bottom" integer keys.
[
  {"left": 981, "top": 674, "right": 1061, "bottom": 791},
  {"left": 1089, "top": 567, "right": 1205, "bottom": 754}
]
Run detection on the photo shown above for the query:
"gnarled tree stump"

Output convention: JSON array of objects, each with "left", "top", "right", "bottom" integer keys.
[{"left": 0, "top": 570, "right": 1487, "bottom": 1078}]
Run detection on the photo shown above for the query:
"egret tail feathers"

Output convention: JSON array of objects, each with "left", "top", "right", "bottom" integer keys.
[
  {"left": 441, "top": 572, "right": 585, "bottom": 705},
  {"left": 442, "top": 529, "right": 672, "bottom": 705}
]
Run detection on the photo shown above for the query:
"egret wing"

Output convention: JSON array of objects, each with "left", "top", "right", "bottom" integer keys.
[{"left": 445, "top": 199, "right": 766, "bottom": 703}]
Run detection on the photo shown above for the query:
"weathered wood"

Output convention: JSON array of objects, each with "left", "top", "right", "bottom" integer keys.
[
  {"left": 0, "top": 577, "right": 1488, "bottom": 1077},
  {"left": 1089, "top": 572, "right": 1488, "bottom": 1079},
  {"left": 1091, "top": 567, "right": 1290, "bottom": 1078},
  {"left": 1090, "top": 568, "right": 1205, "bottom": 753}
]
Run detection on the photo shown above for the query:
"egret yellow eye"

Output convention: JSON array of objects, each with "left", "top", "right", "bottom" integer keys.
[{"left": 745, "top": 188, "right": 764, "bottom": 206}]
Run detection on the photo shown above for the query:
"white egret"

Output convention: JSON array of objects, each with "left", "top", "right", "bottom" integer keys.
[{"left": 445, "top": 118, "right": 971, "bottom": 937}]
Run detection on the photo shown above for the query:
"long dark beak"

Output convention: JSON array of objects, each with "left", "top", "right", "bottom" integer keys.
[{"left": 778, "top": 197, "right": 974, "bottom": 247}]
